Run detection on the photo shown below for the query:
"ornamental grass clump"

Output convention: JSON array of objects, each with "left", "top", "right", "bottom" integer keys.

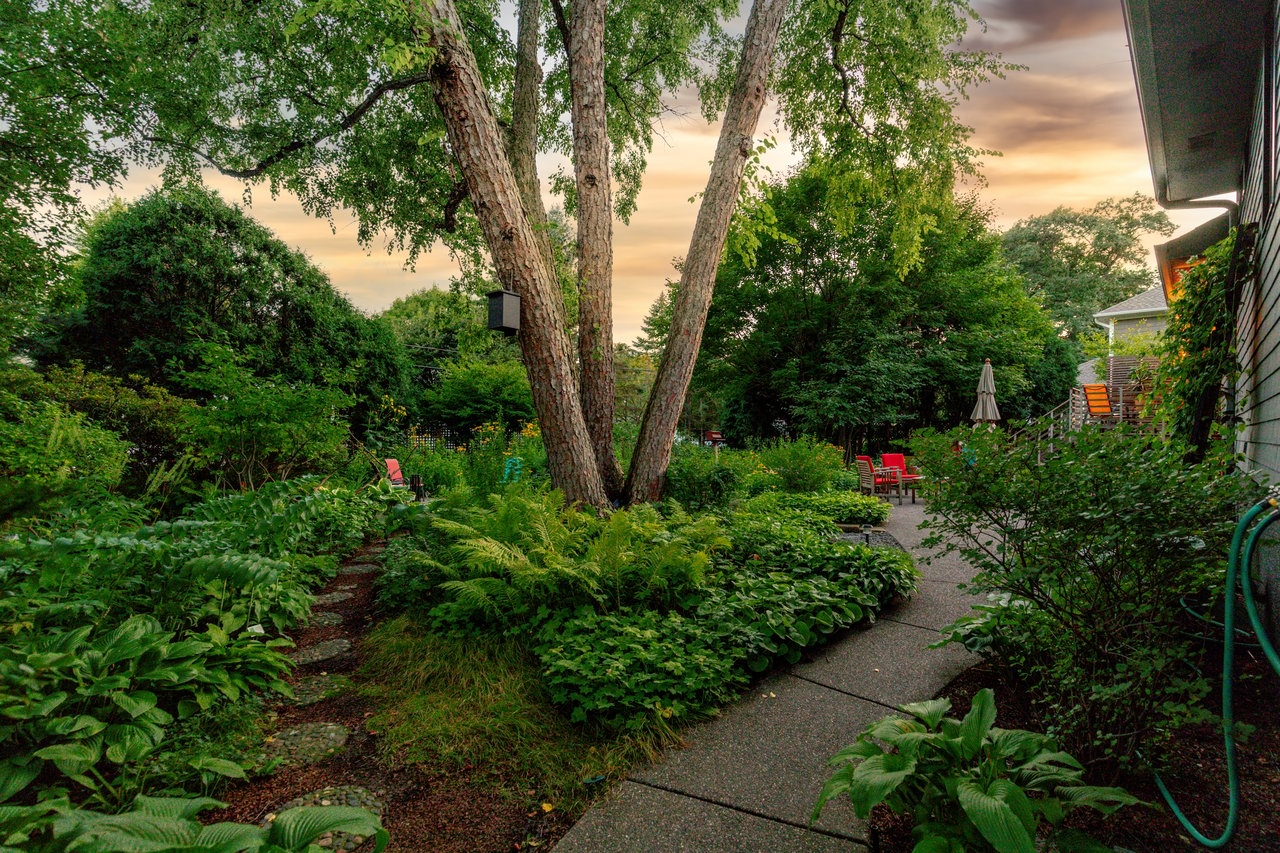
[{"left": 912, "top": 426, "right": 1251, "bottom": 768}]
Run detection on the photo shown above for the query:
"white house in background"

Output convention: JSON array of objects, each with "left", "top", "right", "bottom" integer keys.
[{"left": 1092, "top": 288, "right": 1168, "bottom": 344}]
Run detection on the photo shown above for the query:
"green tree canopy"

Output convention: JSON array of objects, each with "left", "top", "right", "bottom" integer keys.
[
  {"left": 1001, "top": 194, "right": 1175, "bottom": 340},
  {"left": 695, "top": 165, "right": 1056, "bottom": 449},
  {"left": 41, "top": 185, "right": 409, "bottom": 432},
  {"left": 420, "top": 360, "right": 536, "bottom": 434}
]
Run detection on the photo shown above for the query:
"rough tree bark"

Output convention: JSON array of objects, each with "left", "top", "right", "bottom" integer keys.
[
  {"left": 570, "top": 0, "right": 624, "bottom": 497},
  {"left": 624, "top": 0, "right": 789, "bottom": 503},
  {"left": 420, "top": 0, "right": 609, "bottom": 508}
]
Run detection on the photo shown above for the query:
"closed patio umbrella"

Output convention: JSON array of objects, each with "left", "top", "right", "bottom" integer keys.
[{"left": 971, "top": 358, "right": 1001, "bottom": 424}]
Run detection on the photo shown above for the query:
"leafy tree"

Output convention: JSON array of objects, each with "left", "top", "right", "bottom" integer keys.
[
  {"left": 420, "top": 360, "right": 536, "bottom": 435},
  {"left": 379, "top": 286, "right": 520, "bottom": 388},
  {"left": 0, "top": 0, "right": 136, "bottom": 353},
  {"left": 697, "top": 166, "right": 1054, "bottom": 449},
  {"left": 41, "top": 186, "right": 409, "bottom": 433},
  {"left": 1001, "top": 194, "right": 1175, "bottom": 340}
]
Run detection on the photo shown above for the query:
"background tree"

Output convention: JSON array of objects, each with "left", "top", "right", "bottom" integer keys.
[
  {"left": 0, "top": 0, "right": 136, "bottom": 353},
  {"left": 420, "top": 360, "right": 536, "bottom": 434},
  {"left": 694, "top": 166, "right": 1055, "bottom": 451},
  {"left": 1001, "top": 194, "right": 1175, "bottom": 340},
  {"left": 41, "top": 186, "right": 410, "bottom": 435}
]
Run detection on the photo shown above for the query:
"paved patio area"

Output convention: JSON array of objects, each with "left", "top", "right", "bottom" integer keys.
[{"left": 553, "top": 501, "right": 984, "bottom": 852}]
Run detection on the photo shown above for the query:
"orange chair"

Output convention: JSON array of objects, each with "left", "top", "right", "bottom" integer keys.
[
  {"left": 880, "top": 453, "right": 922, "bottom": 504},
  {"left": 1082, "top": 384, "right": 1113, "bottom": 420}
]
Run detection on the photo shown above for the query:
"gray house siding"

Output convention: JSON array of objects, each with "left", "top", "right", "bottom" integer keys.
[
  {"left": 1240, "top": 21, "right": 1280, "bottom": 482},
  {"left": 1238, "top": 10, "right": 1280, "bottom": 638}
]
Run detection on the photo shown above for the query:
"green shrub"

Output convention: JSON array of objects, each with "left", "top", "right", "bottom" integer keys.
[
  {"left": 758, "top": 436, "right": 845, "bottom": 492},
  {"left": 746, "top": 490, "right": 890, "bottom": 526},
  {"left": 813, "top": 689, "right": 1138, "bottom": 852},
  {"left": 663, "top": 445, "right": 740, "bottom": 510},
  {"left": 912, "top": 426, "right": 1249, "bottom": 766},
  {"left": 535, "top": 607, "right": 747, "bottom": 730}
]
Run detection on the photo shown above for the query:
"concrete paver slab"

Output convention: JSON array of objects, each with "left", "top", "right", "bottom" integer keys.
[
  {"left": 792, "top": 619, "right": 974, "bottom": 708},
  {"left": 631, "top": 673, "right": 882, "bottom": 840},
  {"left": 880, "top": 582, "right": 984, "bottom": 631},
  {"left": 554, "top": 781, "right": 863, "bottom": 853}
]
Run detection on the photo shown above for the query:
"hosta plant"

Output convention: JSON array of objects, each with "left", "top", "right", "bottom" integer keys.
[
  {"left": 812, "top": 689, "right": 1139, "bottom": 853},
  {"left": 0, "top": 794, "right": 388, "bottom": 852}
]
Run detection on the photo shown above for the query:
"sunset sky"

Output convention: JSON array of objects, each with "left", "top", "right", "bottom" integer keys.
[{"left": 95, "top": 0, "right": 1220, "bottom": 344}]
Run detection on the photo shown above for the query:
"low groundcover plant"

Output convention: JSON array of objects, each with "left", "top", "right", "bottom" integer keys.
[{"left": 813, "top": 689, "right": 1139, "bottom": 853}]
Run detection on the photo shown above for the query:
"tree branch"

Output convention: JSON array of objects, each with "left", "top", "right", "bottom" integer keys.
[
  {"left": 439, "top": 179, "right": 469, "bottom": 232},
  {"left": 549, "top": 0, "right": 572, "bottom": 62},
  {"left": 146, "top": 71, "right": 434, "bottom": 180}
]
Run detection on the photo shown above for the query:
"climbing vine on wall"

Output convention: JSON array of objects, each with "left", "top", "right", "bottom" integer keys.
[{"left": 1153, "top": 233, "right": 1242, "bottom": 448}]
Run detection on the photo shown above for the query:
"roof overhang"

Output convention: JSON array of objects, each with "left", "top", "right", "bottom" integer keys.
[
  {"left": 1122, "top": 0, "right": 1266, "bottom": 204},
  {"left": 1154, "top": 212, "right": 1232, "bottom": 300}
]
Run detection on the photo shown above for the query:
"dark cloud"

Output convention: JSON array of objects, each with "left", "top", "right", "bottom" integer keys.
[{"left": 965, "top": 0, "right": 1123, "bottom": 51}]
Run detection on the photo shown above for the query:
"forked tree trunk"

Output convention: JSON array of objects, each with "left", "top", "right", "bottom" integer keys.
[
  {"left": 570, "top": 0, "right": 624, "bottom": 497},
  {"left": 624, "top": 0, "right": 789, "bottom": 503},
  {"left": 420, "top": 0, "right": 609, "bottom": 508},
  {"left": 509, "top": 0, "right": 557, "bottom": 277}
]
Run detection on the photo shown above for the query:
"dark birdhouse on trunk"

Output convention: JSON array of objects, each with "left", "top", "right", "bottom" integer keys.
[{"left": 486, "top": 289, "right": 521, "bottom": 336}]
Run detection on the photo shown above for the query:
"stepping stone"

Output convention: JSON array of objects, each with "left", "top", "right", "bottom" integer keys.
[
  {"left": 336, "top": 583, "right": 357, "bottom": 591},
  {"left": 292, "top": 674, "right": 345, "bottom": 706},
  {"left": 340, "top": 563, "right": 379, "bottom": 575},
  {"left": 291, "top": 638, "right": 351, "bottom": 666},
  {"left": 309, "top": 611, "right": 343, "bottom": 628},
  {"left": 314, "top": 591, "right": 353, "bottom": 606},
  {"left": 263, "top": 722, "right": 349, "bottom": 768},
  {"left": 265, "top": 785, "right": 385, "bottom": 852}
]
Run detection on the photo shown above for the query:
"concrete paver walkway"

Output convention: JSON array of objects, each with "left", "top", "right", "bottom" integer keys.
[{"left": 554, "top": 501, "right": 983, "bottom": 852}]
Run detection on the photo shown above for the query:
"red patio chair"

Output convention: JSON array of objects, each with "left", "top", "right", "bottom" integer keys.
[
  {"left": 880, "top": 453, "right": 922, "bottom": 504},
  {"left": 384, "top": 458, "right": 407, "bottom": 488},
  {"left": 857, "top": 455, "right": 901, "bottom": 503}
]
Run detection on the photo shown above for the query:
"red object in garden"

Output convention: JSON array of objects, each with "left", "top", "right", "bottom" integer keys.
[
  {"left": 880, "top": 453, "right": 922, "bottom": 504},
  {"left": 857, "top": 455, "right": 902, "bottom": 503},
  {"left": 385, "top": 458, "right": 406, "bottom": 486}
]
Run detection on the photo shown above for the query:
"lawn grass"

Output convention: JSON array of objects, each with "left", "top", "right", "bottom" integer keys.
[{"left": 357, "top": 616, "right": 677, "bottom": 817}]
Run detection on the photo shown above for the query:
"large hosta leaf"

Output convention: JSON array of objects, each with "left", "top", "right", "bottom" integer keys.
[
  {"left": 265, "top": 806, "right": 388, "bottom": 852},
  {"left": 956, "top": 780, "right": 1035, "bottom": 853},
  {"left": 958, "top": 689, "right": 996, "bottom": 759},
  {"left": 844, "top": 752, "right": 918, "bottom": 818}
]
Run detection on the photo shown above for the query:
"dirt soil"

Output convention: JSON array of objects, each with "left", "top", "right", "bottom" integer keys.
[
  {"left": 207, "top": 542, "right": 567, "bottom": 852},
  {"left": 868, "top": 654, "right": 1280, "bottom": 853}
]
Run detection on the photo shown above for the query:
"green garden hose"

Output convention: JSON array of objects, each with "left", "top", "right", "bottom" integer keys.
[{"left": 1153, "top": 497, "right": 1280, "bottom": 847}]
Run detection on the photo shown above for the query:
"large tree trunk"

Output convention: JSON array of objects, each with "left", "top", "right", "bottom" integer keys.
[
  {"left": 624, "top": 0, "right": 789, "bottom": 504},
  {"left": 420, "top": 0, "right": 609, "bottom": 508},
  {"left": 570, "top": 0, "right": 624, "bottom": 497},
  {"left": 508, "top": 0, "right": 558, "bottom": 280}
]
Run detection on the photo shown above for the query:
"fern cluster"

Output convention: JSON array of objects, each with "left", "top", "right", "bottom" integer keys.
[{"left": 378, "top": 489, "right": 727, "bottom": 626}]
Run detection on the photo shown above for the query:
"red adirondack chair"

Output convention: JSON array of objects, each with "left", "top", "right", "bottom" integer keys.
[
  {"left": 856, "top": 455, "right": 901, "bottom": 503},
  {"left": 879, "top": 453, "right": 922, "bottom": 504},
  {"left": 384, "top": 458, "right": 407, "bottom": 488}
]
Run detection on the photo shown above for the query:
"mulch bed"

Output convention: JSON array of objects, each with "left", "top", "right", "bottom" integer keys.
[
  {"left": 206, "top": 543, "right": 554, "bottom": 852},
  {"left": 868, "top": 653, "right": 1280, "bottom": 852}
]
